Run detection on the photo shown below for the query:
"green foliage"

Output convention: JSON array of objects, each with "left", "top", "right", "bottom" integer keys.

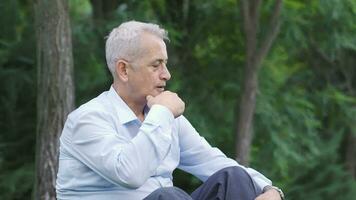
[
  {"left": 0, "top": 0, "right": 355, "bottom": 199},
  {"left": 253, "top": 46, "right": 356, "bottom": 199},
  {"left": 0, "top": 0, "right": 36, "bottom": 199}
]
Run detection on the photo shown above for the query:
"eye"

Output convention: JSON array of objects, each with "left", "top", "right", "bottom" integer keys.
[
  {"left": 151, "top": 61, "right": 163, "bottom": 69},
  {"left": 150, "top": 60, "right": 168, "bottom": 70}
]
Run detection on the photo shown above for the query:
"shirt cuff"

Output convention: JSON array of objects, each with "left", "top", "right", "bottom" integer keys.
[{"left": 256, "top": 179, "right": 272, "bottom": 191}]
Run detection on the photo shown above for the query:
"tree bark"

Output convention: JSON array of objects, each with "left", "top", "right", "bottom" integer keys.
[
  {"left": 89, "top": 0, "right": 120, "bottom": 26},
  {"left": 34, "top": 0, "right": 74, "bottom": 199},
  {"left": 339, "top": 56, "right": 356, "bottom": 180},
  {"left": 235, "top": 0, "right": 282, "bottom": 165},
  {"left": 345, "top": 132, "right": 356, "bottom": 179},
  {"left": 88, "top": 0, "right": 120, "bottom": 78}
]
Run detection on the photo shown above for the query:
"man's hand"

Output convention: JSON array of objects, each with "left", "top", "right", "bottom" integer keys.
[
  {"left": 255, "top": 188, "right": 281, "bottom": 200},
  {"left": 146, "top": 91, "right": 185, "bottom": 118}
]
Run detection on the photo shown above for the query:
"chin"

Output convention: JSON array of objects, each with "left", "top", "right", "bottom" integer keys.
[
  {"left": 151, "top": 92, "right": 161, "bottom": 97},
  {"left": 152, "top": 90, "right": 163, "bottom": 96}
]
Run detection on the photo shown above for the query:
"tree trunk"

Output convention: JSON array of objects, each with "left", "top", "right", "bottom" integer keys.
[
  {"left": 345, "top": 82, "right": 356, "bottom": 179},
  {"left": 34, "top": 0, "right": 74, "bottom": 199},
  {"left": 89, "top": 0, "right": 120, "bottom": 78},
  {"left": 89, "top": 0, "right": 120, "bottom": 26},
  {"left": 235, "top": 62, "right": 258, "bottom": 165},
  {"left": 345, "top": 132, "right": 356, "bottom": 179},
  {"left": 235, "top": 0, "right": 282, "bottom": 165}
]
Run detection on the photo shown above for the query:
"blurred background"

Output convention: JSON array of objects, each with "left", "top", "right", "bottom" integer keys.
[{"left": 0, "top": 0, "right": 355, "bottom": 199}]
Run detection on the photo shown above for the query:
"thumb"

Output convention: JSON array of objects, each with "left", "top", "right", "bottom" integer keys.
[
  {"left": 146, "top": 95, "right": 154, "bottom": 108},
  {"left": 146, "top": 95, "right": 153, "bottom": 101}
]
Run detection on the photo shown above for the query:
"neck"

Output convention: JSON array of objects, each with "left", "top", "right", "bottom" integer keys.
[{"left": 112, "top": 82, "right": 146, "bottom": 121}]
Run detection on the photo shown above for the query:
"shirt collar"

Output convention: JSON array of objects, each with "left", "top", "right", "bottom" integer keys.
[{"left": 107, "top": 86, "right": 139, "bottom": 125}]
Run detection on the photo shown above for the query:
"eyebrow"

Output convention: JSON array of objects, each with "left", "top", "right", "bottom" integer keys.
[{"left": 150, "top": 58, "right": 168, "bottom": 65}]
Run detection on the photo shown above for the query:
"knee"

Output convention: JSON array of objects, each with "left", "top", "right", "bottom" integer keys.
[
  {"left": 218, "top": 166, "right": 248, "bottom": 177},
  {"left": 215, "top": 166, "right": 260, "bottom": 192},
  {"left": 159, "top": 187, "right": 181, "bottom": 195},
  {"left": 150, "top": 187, "right": 177, "bottom": 196},
  {"left": 146, "top": 186, "right": 190, "bottom": 200},
  {"left": 214, "top": 166, "right": 251, "bottom": 183},
  {"left": 193, "top": 166, "right": 259, "bottom": 199}
]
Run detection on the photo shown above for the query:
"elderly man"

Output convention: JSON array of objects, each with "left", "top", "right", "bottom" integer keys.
[{"left": 56, "top": 21, "right": 284, "bottom": 200}]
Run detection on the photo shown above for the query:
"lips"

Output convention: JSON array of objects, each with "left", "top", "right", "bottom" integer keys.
[{"left": 156, "top": 85, "right": 165, "bottom": 91}]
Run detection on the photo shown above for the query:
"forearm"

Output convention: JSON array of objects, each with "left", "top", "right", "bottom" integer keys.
[{"left": 68, "top": 105, "right": 175, "bottom": 188}]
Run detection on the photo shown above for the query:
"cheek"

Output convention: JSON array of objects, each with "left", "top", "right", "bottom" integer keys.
[
  {"left": 138, "top": 70, "right": 159, "bottom": 90},
  {"left": 140, "top": 76, "right": 154, "bottom": 90},
  {"left": 145, "top": 73, "right": 158, "bottom": 83}
]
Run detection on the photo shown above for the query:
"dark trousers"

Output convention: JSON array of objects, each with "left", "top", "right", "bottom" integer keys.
[{"left": 143, "top": 166, "right": 262, "bottom": 200}]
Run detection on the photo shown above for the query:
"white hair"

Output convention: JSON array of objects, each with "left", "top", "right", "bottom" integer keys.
[{"left": 105, "top": 20, "right": 168, "bottom": 78}]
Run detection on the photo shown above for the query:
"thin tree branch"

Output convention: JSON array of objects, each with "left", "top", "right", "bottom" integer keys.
[
  {"left": 255, "top": 0, "right": 282, "bottom": 69},
  {"left": 149, "top": 1, "right": 164, "bottom": 22},
  {"left": 240, "top": 0, "right": 258, "bottom": 62},
  {"left": 250, "top": 0, "right": 261, "bottom": 32},
  {"left": 310, "top": 39, "right": 335, "bottom": 65},
  {"left": 182, "top": 0, "right": 190, "bottom": 24},
  {"left": 241, "top": 0, "right": 251, "bottom": 36}
]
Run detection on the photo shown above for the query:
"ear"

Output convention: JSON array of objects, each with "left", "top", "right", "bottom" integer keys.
[{"left": 115, "top": 59, "right": 129, "bottom": 82}]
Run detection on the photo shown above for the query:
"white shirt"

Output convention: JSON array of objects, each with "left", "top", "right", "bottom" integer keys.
[{"left": 56, "top": 86, "right": 271, "bottom": 199}]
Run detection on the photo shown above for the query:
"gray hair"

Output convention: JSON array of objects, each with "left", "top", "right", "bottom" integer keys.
[{"left": 105, "top": 21, "right": 168, "bottom": 77}]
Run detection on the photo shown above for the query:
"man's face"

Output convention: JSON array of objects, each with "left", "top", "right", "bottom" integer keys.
[{"left": 126, "top": 33, "right": 171, "bottom": 102}]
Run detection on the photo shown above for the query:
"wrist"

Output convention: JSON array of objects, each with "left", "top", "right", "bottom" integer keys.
[{"left": 263, "top": 185, "right": 285, "bottom": 200}]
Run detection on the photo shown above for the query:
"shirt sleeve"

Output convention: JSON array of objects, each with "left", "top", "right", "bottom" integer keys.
[
  {"left": 60, "top": 104, "right": 174, "bottom": 189},
  {"left": 176, "top": 116, "right": 272, "bottom": 190}
]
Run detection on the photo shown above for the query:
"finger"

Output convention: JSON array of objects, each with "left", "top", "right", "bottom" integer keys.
[{"left": 146, "top": 95, "right": 153, "bottom": 101}]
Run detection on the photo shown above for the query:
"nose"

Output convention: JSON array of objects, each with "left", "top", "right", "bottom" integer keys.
[{"left": 160, "top": 63, "right": 171, "bottom": 81}]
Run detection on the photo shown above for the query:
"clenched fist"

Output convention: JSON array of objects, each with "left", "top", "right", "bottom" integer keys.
[{"left": 146, "top": 91, "right": 185, "bottom": 118}]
